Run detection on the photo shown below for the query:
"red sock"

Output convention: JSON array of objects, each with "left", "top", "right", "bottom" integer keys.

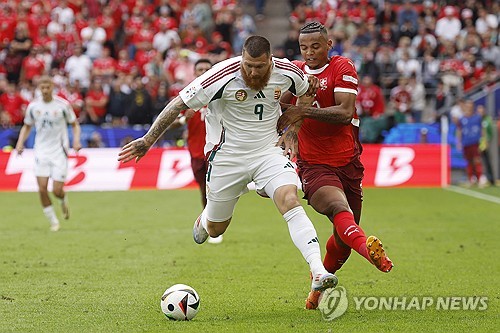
[
  {"left": 323, "top": 233, "right": 351, "bottom": 273},
  {"left": 333, "top": 211, "right": 370, "bottom": 262}
]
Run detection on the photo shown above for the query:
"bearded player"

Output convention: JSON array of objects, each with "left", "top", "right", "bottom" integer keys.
[{"left": 278, "top": 22, "right": 394, "bottom": 309}]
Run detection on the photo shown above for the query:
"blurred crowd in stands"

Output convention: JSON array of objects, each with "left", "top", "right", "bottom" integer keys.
[{"left": 0, "top": 0, "right": 498, "bottom": 147}]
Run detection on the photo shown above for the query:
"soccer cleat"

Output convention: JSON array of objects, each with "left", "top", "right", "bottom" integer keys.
[
  {"left": 207, "top": 235, "right": 223, "bottom": 244},
  {"left": 61, "top": 199, "right": 70, "bottom": 220},
  {"left": 366, "top": 236, "right": 393, "bottom": 272},
  {"left": 193, "top": 214, "right": 209, "bottom": 244},
  {"left": 305, "top": 290, "right": 322, "bottom": 310},
  {"left": 50, "top": 223, "right": 60, "bottom": 232},
  {"left": 311, "top": 272, "right": 338, "bottom": 292}
]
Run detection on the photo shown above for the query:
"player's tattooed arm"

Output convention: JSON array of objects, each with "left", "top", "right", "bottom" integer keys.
[
  {"left": 118, "top": 96, "right": 188, "bottom": 163},
  {"left": 277, "top": 92, "right": 355, "bottom": 132},
  {"left": 145, "top": 96, "right": 188, "bottom": 146}
]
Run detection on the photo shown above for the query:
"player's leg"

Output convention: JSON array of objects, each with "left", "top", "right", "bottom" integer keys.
[
  {"left": 193, "top": 157, "right": 248, "bottom": 244},
  {"left": 253, "top": 151, "right": 337, "bottom": 293},
  {"left": 191, "top": 157, "right": 208, "bottom": 208},
  {"left": 51, "top": 157, "right": 70, "bottom": 219},
  {"left": 37, "top": 176, "right": 59, "bottom": 231}
]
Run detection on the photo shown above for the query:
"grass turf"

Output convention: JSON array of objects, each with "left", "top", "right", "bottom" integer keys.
[{"left": 1, "top": 187, "right": 499, "bottom": 332}]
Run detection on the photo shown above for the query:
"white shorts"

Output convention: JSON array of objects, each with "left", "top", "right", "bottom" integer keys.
[
  {"left": 34, "top": 153, "right": 68, "bottom": 182},
  {"left": 205, "top": 146, "right": 298, "bottom": 222}
]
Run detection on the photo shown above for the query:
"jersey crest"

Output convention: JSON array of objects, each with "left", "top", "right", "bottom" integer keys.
[{"left": 235, "top": 90, "right": 247, "bottom": 101}]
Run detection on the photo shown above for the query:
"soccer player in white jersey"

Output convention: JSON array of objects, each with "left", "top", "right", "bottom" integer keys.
[
  {"left": 119, "top": 36, "right": 338, "bottom": 295},
  {"left": 16, "top": 76, "right": 81, "bottom": 231}
]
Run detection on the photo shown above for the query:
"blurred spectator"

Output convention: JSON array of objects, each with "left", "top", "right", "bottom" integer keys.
[
  {"left": 126, "top": 76, "right": 153, "bottom": 125},
  {"left": 52, "top": 0, "right": 75, "bottom": 26},
  {"left": 358, "top": 48, "right": 380, "bottom": 85},
  {"left": 207, "top": 31, "right": 232, "bottom": 63},
  {"left": 390, "top": 76, "right": 412, "bottom": 123},
  {"left": 87, "top": 131, "right": 105, "bottom": 148},
  {"left": 92, "top": 47, "right": 117, "bottom": 83},
  {"left": 376, "top": 2, "right": 397, "bottom": 27},
  {"left": 115, "top": 49, "right": 138, "bottom": 76},
  {"left": 397, "top": 0, "right": 419, "bottom": 35},
  {"left": 153, "top": 22, "right": 181, "bottom": 55},
  {"left": 10, "top": 23, "right": 33, "bottom": 59},
  {"left": 435, "top": 6, "right": 461, "bottom": 43},
  {"left": 84, "top": 80, "right": 108, "bottom": 125},
  {"left": 0, "top": 83, "right": 27, "bottom": 126},
  {"left": 231, "top": 7, "right": 256, "bottom": 55},
  {"left": 411, "top": 26, "right": 437, "bottom": 57},
  {"left": 81, "top": 17, "right": 107, "bottom": 61},
  {"left": 64, "top": 44, "right": 92, "bottom": 90},
  {"left": 420, "top": 50, "right": 441, "bottom": 93},
  {"left": 282, "top": 29, "right": 301, "bottom": 61},
  {"left": 396, "top": 50, "right": 420, "bottom": 79},
  {"left": 408, "top": 74, "right": 425, "bottom": 123},
  {"left": 107, "top": 76, "right": 130, "bottom": 127},
  {"left": 357, "top": 76, "right": 385, "bottom": 118},
  {"left": 20, "top": 46, "right": 46, "bottom": 83},
  {"left": 481, "top": 39, "right": 500, "bottom": 68},
  {"left": 475, "top": 7, "right": 498, "bottom": 36},
  {"left": 152, "top": 81, "right": 170, "bottom": 121},
  {"left": 58, "top": 82, "right": 84, "bottom": 120}
]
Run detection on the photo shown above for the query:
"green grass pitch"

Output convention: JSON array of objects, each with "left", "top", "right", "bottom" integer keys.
[{"left": 1, "top": 187, "right": 499, "bottom": 332}]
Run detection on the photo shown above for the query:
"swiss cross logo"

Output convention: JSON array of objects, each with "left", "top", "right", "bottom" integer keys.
[{"left": 374, "top": 147, "right": 415, "bottom": 186}]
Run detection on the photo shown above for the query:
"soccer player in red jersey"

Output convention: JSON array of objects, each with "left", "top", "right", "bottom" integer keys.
[{"left": 278, "top": 22, "right": 393, "bottom": 309}]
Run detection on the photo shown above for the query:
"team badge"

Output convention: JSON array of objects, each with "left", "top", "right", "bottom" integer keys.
[
  {"left": 320, "top": 78, "right": 328, "bottom": 90},
  {"left": 235, "top": 90, "right": 247, "bottom": 101},
  {"left": 274, "top": 87, "right": 281, "bottom": 100}
]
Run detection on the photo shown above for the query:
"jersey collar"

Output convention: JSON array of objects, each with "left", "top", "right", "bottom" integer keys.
[{"left": 304, "top": 62, "right": 329, "bottom": 75}]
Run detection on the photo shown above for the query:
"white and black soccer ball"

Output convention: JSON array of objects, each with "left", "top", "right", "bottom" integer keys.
[{"left": 160, "top": 284, "right": 200, "bottom": 321}]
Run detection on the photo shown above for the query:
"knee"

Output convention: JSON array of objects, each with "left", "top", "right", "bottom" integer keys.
[
  {"left": 275, "top": 186, "right": 301, "bottom": 212},
  {"left": 53, "top": 188, "right": 64, "bottom": 199},
  {"left": 321, "top": 200, "right": 351, "bottom": 218},
  {"left": 39, "top": 187, "right": 49, "bottom": 196}
]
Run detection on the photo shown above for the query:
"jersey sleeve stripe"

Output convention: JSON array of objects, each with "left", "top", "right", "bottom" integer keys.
[
  {"left": 334, "top": 87, "right": 358, "bottom": 95},
  {"left": 201, "top": 63, "right": 240, "bottom": 89},
  {"left": 274, "top": 61, "right": 304, "bottom": 79}
]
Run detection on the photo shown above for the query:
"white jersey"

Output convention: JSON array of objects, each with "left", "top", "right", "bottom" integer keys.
[
  {"left": 24, "top": 96, "right": 76, "bottom": 158},
  {"left": 179, "top": 56, "right": 309, "bottom": 155}
]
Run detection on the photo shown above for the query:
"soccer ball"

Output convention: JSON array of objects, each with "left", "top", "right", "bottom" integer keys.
[{"left": 160, "top": 284, "right": 200, "bottom": 321}]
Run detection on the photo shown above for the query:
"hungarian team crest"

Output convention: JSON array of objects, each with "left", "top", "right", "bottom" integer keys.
[{"left": 235, "top": 90, "right": 247, "bottom": 101}]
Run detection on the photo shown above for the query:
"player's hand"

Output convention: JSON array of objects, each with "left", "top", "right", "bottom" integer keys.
[
  {"left": 277, "top": 124, "right": 299, "bottom": 160},
  {"left": 305, "top": 75, "right": 319, "bottom": 96},
  {"left": 73, "top": 141, "right": 82, "bottom": 153},
  {"left": 277, "top": 104, "right": 304, "bottom": 134},
  {"left": 184, "top": 109, "right": 196, "bottom": 120},
  {"left": 118, "top": 137, "right": 151, "bottom": 163},
  {"left": 15, "top": 145, "right": 24, "bottom": 156}
]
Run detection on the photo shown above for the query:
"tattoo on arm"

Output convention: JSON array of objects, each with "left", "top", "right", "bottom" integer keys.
[
  {"left": 144, "top": 96, "right": 187, "bottom": 145},
  {"left": 303, "top": 105, "right": 352, "bottom": 125},
  {"left": 285, "top": 129, "right": 298, "bottom": 145}
]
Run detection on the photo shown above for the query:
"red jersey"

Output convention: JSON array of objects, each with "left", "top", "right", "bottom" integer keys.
[
  {"left": 293, "top": 56, "right": 361, "bottom": 167},
  {"left": 185, "top": 106, "right": 207, "bottom": 159},
  {"left": 357, "top": 83, "right": 385, "bottom": 117}
]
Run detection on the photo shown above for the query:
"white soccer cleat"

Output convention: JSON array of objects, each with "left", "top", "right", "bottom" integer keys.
[
  {"left": 193, "top": 214, "right": 209, "bottom": 244},
  {"left": 311, "top": 272, "right": 338, "bottom": 292},
  {"left": 207, "top": 235, "right": 223, "bottom": 244},
  {"left": 50, "top": 223, "right": 60, "bottom": 232}
]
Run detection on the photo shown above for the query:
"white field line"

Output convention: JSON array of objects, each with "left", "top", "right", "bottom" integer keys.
[{"left": 445, "top": 186, "right": 500, "bottom": 204}]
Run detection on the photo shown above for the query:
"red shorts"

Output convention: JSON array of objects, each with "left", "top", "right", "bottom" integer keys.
[
  {"left": 297, "top": 158, "right": 364, "bottom": 211},
  {"left": 191, "top": 157, "right": 208, "bottom": 188},
  {"left": 463, "top": 144, "right": 480, "bottom": 163}
]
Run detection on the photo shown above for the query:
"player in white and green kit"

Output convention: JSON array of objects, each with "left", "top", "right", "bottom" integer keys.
[
  {"left": 119, "top": 36, "right": 337, "bottom": 295},
  {"left": 16, "top": 76, "right": 81, "bottom": 231}
]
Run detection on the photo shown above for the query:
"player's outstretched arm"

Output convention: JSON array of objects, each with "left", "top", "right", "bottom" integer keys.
[
  {"left": 118, "top": 96, "right": 188, "bottom": 163},
  {"left": 15, "top": 124, "right": 32, "bottom": 156}
]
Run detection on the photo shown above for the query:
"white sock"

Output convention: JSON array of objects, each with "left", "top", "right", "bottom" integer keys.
[
  {"left": 283, "top": 206, "right": 326, "bottom": 276},
  {"left": 43, "top": 205, "right": 59, "bottom": 225},
  {"left": 199, "top": 209, "right": 208, "bottom": 230}
]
